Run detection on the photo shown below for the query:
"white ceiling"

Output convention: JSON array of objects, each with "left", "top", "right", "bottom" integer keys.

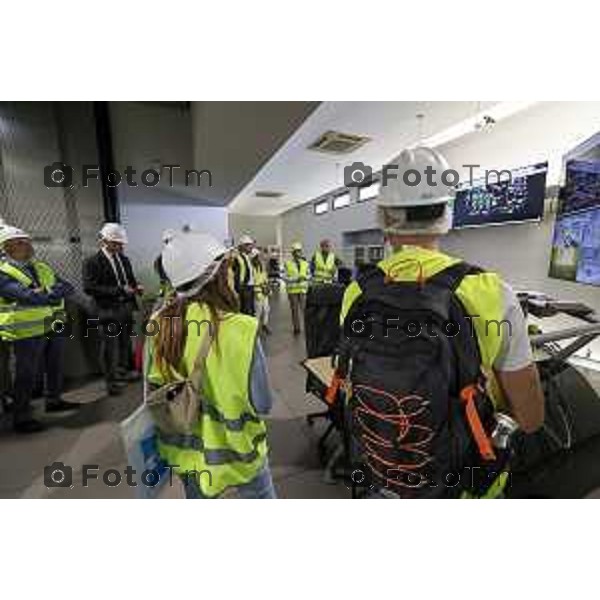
[{"left": 228, "top": 101, "right": 499, "bottom": 216}]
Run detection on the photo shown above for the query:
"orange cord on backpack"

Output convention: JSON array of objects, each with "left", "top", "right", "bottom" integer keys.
[
  {"left": 460, "top": 384, "right": 496, "bottom": 462},
  {"left": 352, "top": 384, "right": 434, "bottom": 490}
]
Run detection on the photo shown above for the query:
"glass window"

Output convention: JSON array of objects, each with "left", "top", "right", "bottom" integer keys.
[
  {"left": 358, "top": 180, "right": 380, "bottom": 202},
  {"left": 314, "top": 200, "right": 329, "bottom": 215},
  {"left": 333, "top": 192, "right": 351, "bottom": 210}
]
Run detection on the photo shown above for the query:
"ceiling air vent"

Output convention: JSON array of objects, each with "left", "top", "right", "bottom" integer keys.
[
  {"left": 255, "top": 191, "right": 284, "bottom": 199},
  {"left": 308, "top": 130, "right": 371, "bottom": 155}
]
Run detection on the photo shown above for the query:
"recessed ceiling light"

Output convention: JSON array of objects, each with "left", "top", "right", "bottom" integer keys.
[{"left": 255, "top": 191, "right": 285, "bottom": 199}]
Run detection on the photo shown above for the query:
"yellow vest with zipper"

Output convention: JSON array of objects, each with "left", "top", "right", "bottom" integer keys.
[
  {"left": 285, "top": 259, "right": 309, "bottom": 294},
  {"left": 253, "top": 263, "right": 268, "bottom": 301},
  {"left": 313, "top": 251, "right": 336, "bottom": 283},
  {"left": 146, "top": 302, "right": 267, "bottom": 498},
  {"left": 0, "top": 260, "right": 63, "bottom": 341},
  {"left": 340, "top": 246, "right": 510, "bottom": 499}
]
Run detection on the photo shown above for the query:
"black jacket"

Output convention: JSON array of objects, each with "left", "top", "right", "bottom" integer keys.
[{"left": 82, "top": 250, "right": 138, "bottom": 311}]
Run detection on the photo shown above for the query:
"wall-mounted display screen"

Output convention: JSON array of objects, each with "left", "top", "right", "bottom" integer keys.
[
  {"left": 452, "top": 162, "right": 547, "bottom": 228},
  {"left": 549, "top": 158, "right": 600, "bottom": 286},
  {"left": 559, "top": 159, "right": 600, "bottom": 215}
]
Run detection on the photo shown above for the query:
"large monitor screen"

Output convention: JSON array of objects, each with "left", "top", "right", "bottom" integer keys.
[
  {"left": 559, "top": 159, "right": 600, "bottom": 215},
  {"left": 452, "top": 162, "right": 547, "bottom": 229},
  {"left": 549, "top": 207, "right": 600, "bottom": 285}
]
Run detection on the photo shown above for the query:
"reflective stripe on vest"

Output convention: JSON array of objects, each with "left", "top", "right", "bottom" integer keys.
[
  {"left": 313, "top": 251, "right": 336, "bottom": 283},
  {"left": 285, "top": 259, "right": 309, "bottom": 294},
  {"left": 235, "top": 253, "right": 249, "bottom": 285},
  {"left": 0, "top": 260, "right": 63, "bottom": 341},
  {"left": 147, "top": 303, "right": 266, "bottom": 497}
]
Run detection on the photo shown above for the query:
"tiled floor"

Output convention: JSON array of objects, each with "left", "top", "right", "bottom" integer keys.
[
  {"left": 0, "top": 293, "right": 348, "bottom": 499},
  {"left": 2, "top": 292, "right": 600, "bottom": 499}
]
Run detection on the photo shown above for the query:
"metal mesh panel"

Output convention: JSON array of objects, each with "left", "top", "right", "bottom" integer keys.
[{"left": 0, "top": 101, "right": 104, "bottom": 290}]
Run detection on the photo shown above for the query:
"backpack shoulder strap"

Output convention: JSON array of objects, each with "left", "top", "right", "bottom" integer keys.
[
  {"left": 188, "top": 332, "right": 213, "bottom": 391},
  {"left": 355, "top": 264, "right": 386, "bottom": 293},
  {"left": 427, "top": 261, "right": 484, "bottom": 292}
]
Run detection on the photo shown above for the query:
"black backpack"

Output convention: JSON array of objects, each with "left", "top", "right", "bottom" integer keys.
[{"left": 338, "top": 261, "right": 505, "bottom": 498}]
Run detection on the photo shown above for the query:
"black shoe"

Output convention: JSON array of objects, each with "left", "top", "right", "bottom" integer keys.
[
  {"left": 14, "top": 419, "right": 46, "bottom": 434},
  {"left": 262, "top": 325, "right": 272, "bottom": 336},
  {"left": 293, "top": 329, "right": 301, "bottom": 336},
  {"left": 107, "top": 385, "right": 124, "bottom": 396},
  {"left": 45, "top": 399, "right": 80, "bottom": 413}
]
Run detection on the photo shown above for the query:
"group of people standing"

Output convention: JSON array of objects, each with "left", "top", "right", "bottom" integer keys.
[
  {"left": 283, "top": 238, "right": 342, "bottom": 335},
  {"left": 0, "top": 221, "right": 142, "bottom": 434},
  {"left": 230, "top": 234, "right": 343, "bottom": 337}
]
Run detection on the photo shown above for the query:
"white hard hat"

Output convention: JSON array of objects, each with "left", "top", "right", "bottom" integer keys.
[
  {"left": 100, "top": 222, "right": 128, "bottom": 244},
  {"left": 161, "top": 228, "right": 176, "bottom": 244},
  {"left": 238, "top": 234, "right": 254, "bottom": 246},
  {"left": 0, "top": 225, "right": 31, "bottom": 245},
  {"left": 378, "top": 147, "right": 454, "bottom": 208},
  {"left": 161, "top": 229, "right": 228, "bottom": 292},
  {"left": 291, "top": 242, "right": 302, "bottom": 251}
]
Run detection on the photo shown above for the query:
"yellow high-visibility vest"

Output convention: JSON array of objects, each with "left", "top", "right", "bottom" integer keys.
[
  {"left": 285, "top": 259, "right": 309, "bottom": 294},
  {"left": 313, "top": 251, "right": 337, "bottom": 283},
  {"left": 146, "top": 302, "right": 267, "bottom": 497},
  {"left": 0, "top": 260, "right": 63, "bottom": 341}
]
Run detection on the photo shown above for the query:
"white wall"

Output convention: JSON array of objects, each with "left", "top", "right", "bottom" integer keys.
[
  {"left": 121, "top": 198, "right": 228, "bottom": 292},
  {"left": 228, "top": 212, "right": 279, "bottom": 248},
  {"left": 281, "top": 197, "right": 379, "bottom": 261}
]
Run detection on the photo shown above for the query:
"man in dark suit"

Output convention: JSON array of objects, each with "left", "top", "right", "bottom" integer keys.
[
  {"left": 83, "top": 223, "right": 142, "bottom": 395},
  {"left": 231, "top": 234, "right": 256, "bottom": 315}
]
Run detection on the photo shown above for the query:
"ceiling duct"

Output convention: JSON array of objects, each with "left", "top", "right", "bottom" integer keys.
[{"left": 308, "top": 130, "right": 371, "bottom": 155}]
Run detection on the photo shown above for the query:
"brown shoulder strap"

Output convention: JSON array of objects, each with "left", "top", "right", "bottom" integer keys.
[{"left": 188, "top": 331, "right": 213, "bottom": 391}]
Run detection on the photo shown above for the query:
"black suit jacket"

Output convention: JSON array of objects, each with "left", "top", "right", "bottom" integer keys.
[{"left": 82, "top": 251, "right": 138, "bottom": 312}]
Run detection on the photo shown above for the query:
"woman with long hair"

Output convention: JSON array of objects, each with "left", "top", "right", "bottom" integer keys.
[{"left": 145, "top": 228, "right": 276, "bottom": 499}]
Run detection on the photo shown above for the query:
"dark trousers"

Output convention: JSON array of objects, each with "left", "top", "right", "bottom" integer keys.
[
  {"left": 13, "top": 336, "right": 65, "bottom": 424},
  {"left": 0, "top": 341, "right": 11, "bottom": 399},
  {"left": 239, "top": 287, "right": 256, "bottom": 316},
  {"left": 99, "top": 306, "right": 134, "bottom": 385}
]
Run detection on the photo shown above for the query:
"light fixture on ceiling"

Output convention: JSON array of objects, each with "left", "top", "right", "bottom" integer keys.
[
  {"left": 255, "top": 191, "right": 285, "bottom": 199},
  {"left": 418, "top": 101, "right": 538, "bottom": 148}
]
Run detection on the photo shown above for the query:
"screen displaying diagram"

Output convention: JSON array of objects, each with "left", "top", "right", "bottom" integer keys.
[
  {"left": 452, "top": 162, "right": 547, "bottom": 228},
  {"left": 550, "top": 158, "right": 600, "bottom": 286},
  {"left": 560, "top": 159, "right": 600, "bottom": 215}
]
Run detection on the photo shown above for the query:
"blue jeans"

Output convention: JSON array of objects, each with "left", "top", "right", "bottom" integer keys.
[{"left": 181, "top": 463, "right": 277, "bottom": 499}]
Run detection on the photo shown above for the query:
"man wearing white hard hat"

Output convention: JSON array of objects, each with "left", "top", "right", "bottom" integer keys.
[
  {"left": 338, "top": 147, "right": 544, "bottom": 499},
  {"left": 0, "top": 224, "right": 76, "bottom": 433},
  {"left": 231, "top": 233, "right": 256, "bottom": 316},
  {"left": 145, "top": 227, "right": 276, "bottom": 498},
  {"left": 284, "top": 242, "right": 309, "bottom": 335},
  {"left": 83, "top": 222, "right": 142, "bottom": 395}
]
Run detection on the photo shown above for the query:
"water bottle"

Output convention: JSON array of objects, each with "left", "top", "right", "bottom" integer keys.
[{"left": 491, "top": 413, "right": 519, "bottom": 450}]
